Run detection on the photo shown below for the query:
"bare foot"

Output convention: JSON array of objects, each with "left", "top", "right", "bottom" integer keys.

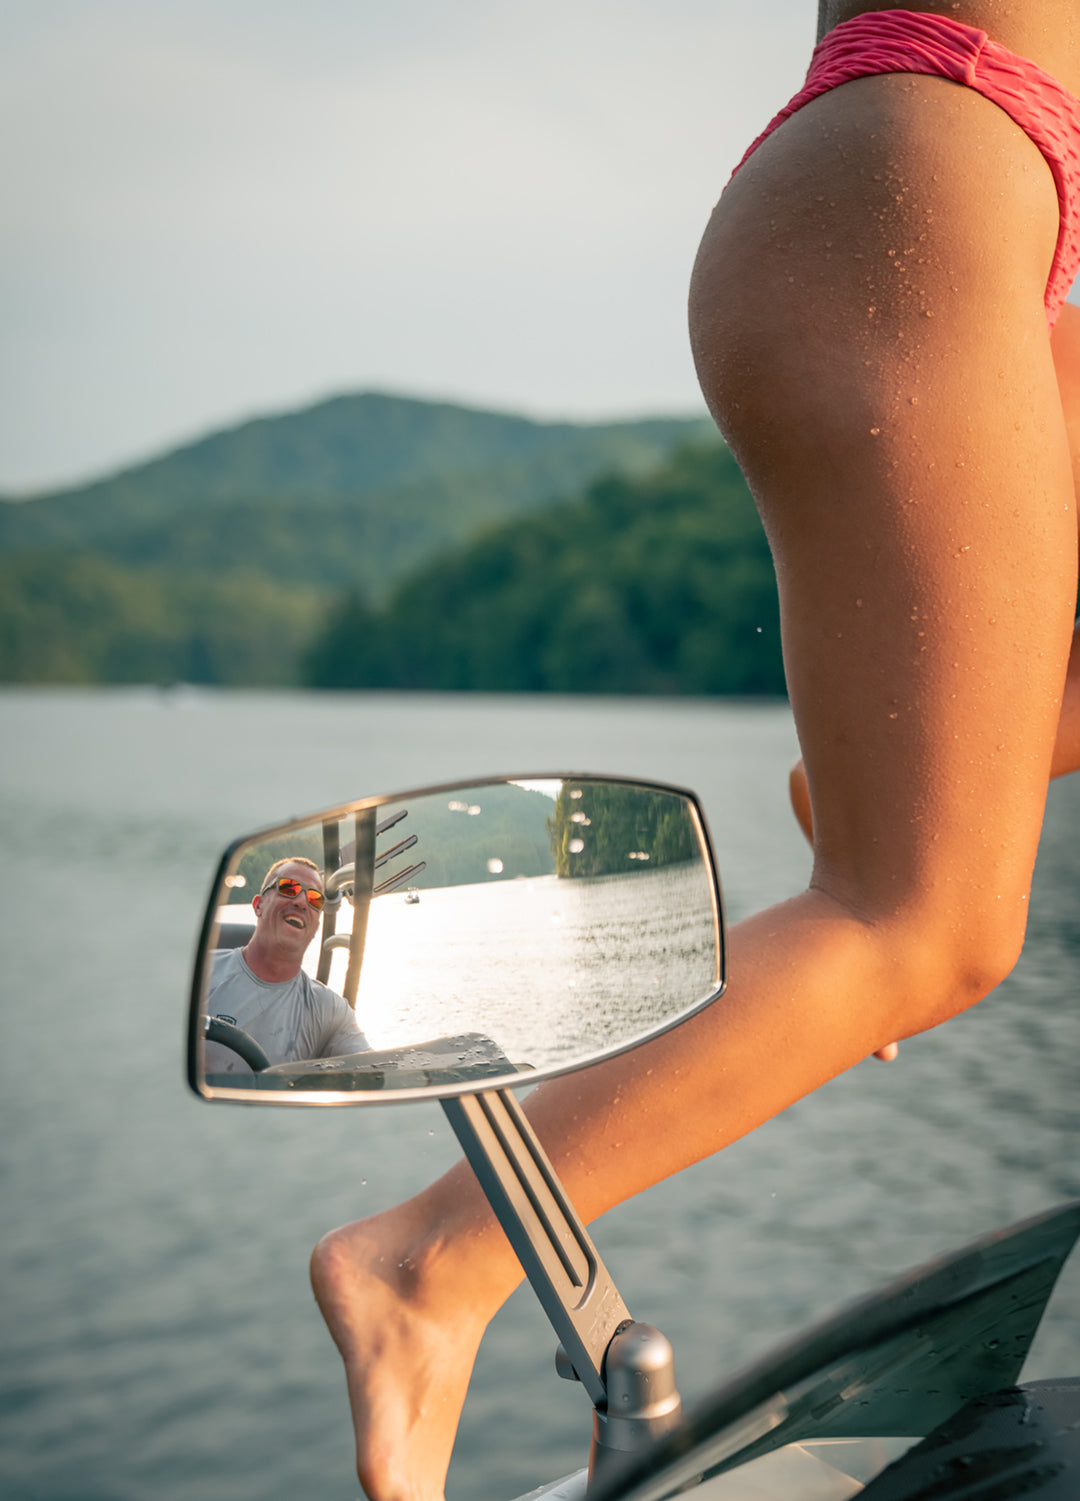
[{"left": 310, "top": 1202, "right": 514, "bottom": 1501}]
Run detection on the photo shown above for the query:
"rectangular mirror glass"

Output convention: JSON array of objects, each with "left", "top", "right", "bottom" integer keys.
[{"left": 188, "top": 775, "right": 724, "bottom": 1102}]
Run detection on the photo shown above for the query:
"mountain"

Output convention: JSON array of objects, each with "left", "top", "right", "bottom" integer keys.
[
  {"left": 0, "top": 392, "right": 715, "bottom": 582},
  {"left": 0, "top": 392, "right": 719, "bottom": 685}
]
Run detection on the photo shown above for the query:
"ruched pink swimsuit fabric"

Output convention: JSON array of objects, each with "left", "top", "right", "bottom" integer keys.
[{"left": 730, "top": 9, "right": 1080, "bottom": 329}]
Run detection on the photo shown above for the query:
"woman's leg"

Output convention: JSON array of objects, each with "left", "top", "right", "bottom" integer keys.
[
  {"left": 1052, "top": 624, "right": 1080, "bottom": 775},
  {"left": 1050, "top": 305, "right": 1080, "bottom": 778},
  {"left": 791, "top": 301, "right": 1080, "bottom": 837},
  {"left": 793, "top": 613, "right": 1080, "bottom": 840},
  {"left": 312, "top": 76, "right": 1076, "bottom": 1501}
]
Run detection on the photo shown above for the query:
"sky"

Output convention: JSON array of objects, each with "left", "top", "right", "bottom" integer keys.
[{"left": 0, "top": 0, "right": 817, "bottom": 495}]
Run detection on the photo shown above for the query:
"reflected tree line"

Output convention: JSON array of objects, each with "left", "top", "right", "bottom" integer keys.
[
  {"left": 548, "top": 783, "right": 697, "bottom": 878},
  {"left": 226, "top": 782, "right": 699, "bottom": 912}
]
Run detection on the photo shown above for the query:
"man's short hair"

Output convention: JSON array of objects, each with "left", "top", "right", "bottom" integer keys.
[{"left": 261, "top": 855, "right": 323, "bottom": 892}]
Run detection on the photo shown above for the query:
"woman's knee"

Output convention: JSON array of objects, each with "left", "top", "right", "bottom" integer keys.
[{"left": 848, "top": 882, "right": 1031, "bottom": 1035}]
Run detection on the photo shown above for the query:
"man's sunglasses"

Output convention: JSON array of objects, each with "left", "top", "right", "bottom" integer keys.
[{"left": 260, "top": 876, "right": 325, "bottom": 911}]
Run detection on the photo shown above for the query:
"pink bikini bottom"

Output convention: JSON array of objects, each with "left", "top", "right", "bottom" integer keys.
[{"left": 730, "top": 9, "right": 1080, "bottom": 329}]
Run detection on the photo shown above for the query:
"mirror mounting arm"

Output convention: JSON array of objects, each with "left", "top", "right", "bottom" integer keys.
[
  {"left": 441, "top": 1089, "right": 682, "bottom": 1488},
  {"left": 441, "top": 1087, "right": 624, "bottom": 1406}
]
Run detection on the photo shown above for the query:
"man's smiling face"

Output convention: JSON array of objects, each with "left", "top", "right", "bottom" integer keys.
[{"left": 252, "top": 860, "right": 324, "bottom": 958}]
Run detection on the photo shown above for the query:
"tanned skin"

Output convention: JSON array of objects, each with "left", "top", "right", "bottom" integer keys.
[
  {"left": 310, "top": 9, "right": 1080, "bottom": 1497},
  {"left": 243, "top": 860, "right": 325, "bottom": 983}
]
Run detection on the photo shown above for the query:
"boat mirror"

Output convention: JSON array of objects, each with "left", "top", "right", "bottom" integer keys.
[{"left": 188, "top": 775, "right": 724, "bottom": 1104}]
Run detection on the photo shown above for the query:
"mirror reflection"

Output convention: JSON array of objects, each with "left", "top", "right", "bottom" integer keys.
[{"left": 192, "top": 777, "right": 723, "bottom": 1100}]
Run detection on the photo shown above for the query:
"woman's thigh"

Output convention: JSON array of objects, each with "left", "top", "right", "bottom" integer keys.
[{"left": 690, "top": 74, "right": 1077, "bottom": 954}]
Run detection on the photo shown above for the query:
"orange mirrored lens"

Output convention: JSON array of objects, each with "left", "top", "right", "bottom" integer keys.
[{"left": 269, "top": 877, "right": 325, "bottom": 910}]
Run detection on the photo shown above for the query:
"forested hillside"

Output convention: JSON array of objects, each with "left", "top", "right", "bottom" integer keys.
[
  {"left": 0, "top": 393, "right": 713, "bottom": 564},
  {"left": 304, "top": 443, "right": 785, "bottom": 697},
  {"left": 0, "top": 394, "right": 716, "bottom": 685}
]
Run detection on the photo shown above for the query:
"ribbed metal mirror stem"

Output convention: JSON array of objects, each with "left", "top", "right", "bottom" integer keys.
[
  {"left": 441, "top": 1088, "right": 682, "bottom": 1489},
  {"left": 442, "top": 1088, "right": 629, "bottom": 1406}
]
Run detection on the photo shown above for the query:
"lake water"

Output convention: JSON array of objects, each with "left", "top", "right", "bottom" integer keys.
[{"left": 1, "top": 687, "right": 1078, "bottom": 1501}]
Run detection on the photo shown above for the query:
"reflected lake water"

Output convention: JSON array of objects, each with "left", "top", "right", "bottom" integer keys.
[
  {"left": 349, "top": 861, "right": 717, "bottom": 1063},
  {"left": 1, "top": 687, "right": 1077, "bottom": 1501}
]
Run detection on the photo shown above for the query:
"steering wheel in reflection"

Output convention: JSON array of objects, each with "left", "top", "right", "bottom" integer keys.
[{"left": 204, "top": 1016, "right": 270, "bottom": 1073}]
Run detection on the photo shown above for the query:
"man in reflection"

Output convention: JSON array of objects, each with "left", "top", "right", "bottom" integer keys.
[{"left": 205, "top": 857, "right": 370, "bottom": 1075}]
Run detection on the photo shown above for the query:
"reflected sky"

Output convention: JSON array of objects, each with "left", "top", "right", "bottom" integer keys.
[{"left": 1, "top": 2, "right": 813, "bottom": 492}]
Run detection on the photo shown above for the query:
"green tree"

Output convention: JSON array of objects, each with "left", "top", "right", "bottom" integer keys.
[
  {"left": 547, "top": 783, "right": 697, "bottom": 878},
  {"left": 304, "top": 443, "right": 786, "bottom": 697}
]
